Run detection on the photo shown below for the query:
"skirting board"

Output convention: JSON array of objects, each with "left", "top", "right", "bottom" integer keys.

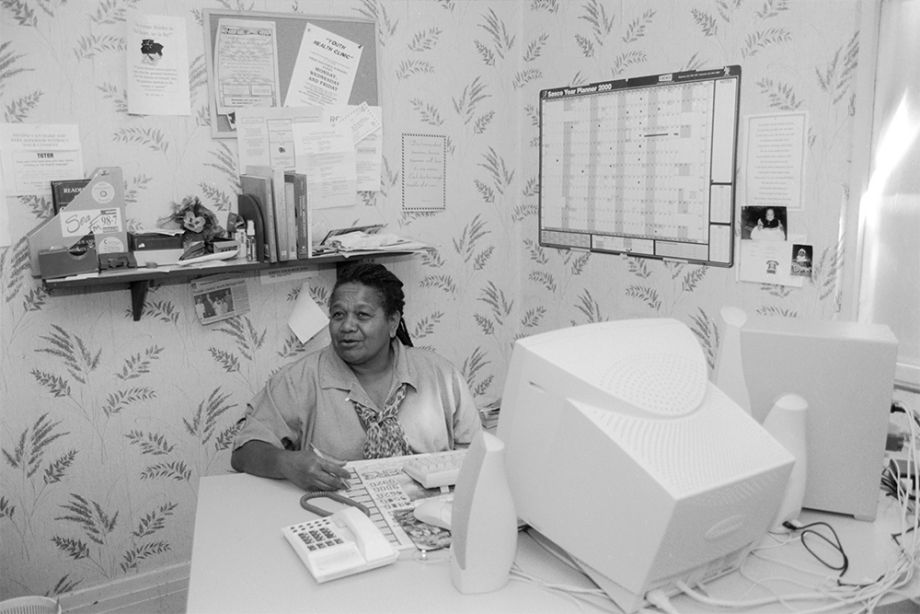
[{"left": 57, "top": 563, "right": 189, "bottom": 614}]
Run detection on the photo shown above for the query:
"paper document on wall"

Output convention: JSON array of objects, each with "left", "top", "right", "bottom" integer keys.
[
  {"left": 288, "top": 281, "right": 328, "bottom": 343},
  {"left": 0, "top": 123, "right": 84, "bottom": 197},
  {"left": 215, "top": 18, "right": 281, "bottom": 117},
  {"left": 744, "top": 112, "right": 807, "bottom": 210},
  {"left": 284, "top": 24, "right": 362, "bottom": 107},
  {"left": 324, "top": 104, "right": 382, "bottom": 192},
  {"left": 235, "top": 105, "right": 323, "bottom": 172},
  {"left": 401, "top": 133, "right": 446, "bottom": 211},
  {"left": 292, "top": 122, "right": 356, "bottom": 209},
  {"left": 126, "top": 12, "right": 191, "bottom": 116},
  {"left": 329, "top": 102, "right": 381, "bottom": 144}
]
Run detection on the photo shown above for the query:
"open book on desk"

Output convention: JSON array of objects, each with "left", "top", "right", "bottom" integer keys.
[{"left": 337, "top": 455, "right": 453, "bottom": 553}]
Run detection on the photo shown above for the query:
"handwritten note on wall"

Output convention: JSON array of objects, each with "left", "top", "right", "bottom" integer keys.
[{"left": 401, "top": 133, "right": 446, "bottom": 211}]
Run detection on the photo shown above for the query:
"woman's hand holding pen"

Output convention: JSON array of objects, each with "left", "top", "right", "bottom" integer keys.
[{"left": 279, "top": 445, "right": 352, "bottom": 492}]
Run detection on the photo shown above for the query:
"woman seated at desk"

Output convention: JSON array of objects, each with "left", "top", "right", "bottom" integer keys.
[{"left": 230, "top": 262, "right": 481, "bottom": 491}]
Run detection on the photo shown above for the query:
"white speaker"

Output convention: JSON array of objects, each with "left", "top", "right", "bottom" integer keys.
[
  {"left": 762, "top": 393, "right": 809, "bottom": 529},
  {"left": 741, "top": 317, "right": 897, "bottom": 520},
  {"left": 714, "top": 306, "right": 751, "bottom": 414},
  {"left": 449, "top": 431, "right": 517, "bottom": 594}
]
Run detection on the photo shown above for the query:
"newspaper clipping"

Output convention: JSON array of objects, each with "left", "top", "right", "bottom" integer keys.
[{"left": 190, "top": 275, "right": 250, "bottom": 324}]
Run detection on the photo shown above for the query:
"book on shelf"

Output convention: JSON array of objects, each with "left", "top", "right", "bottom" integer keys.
[
  {"left": 239, "top": 170, "right": 278, "bottom": 263},
  {"left": 246, "top": 165, "right": 291, "bottom": 261},
  {"left": 284, "top": 171, "right": 308, "bottom": 259},
  {"left": 50, "top": 178, "right": 90, "bottom": 214}
]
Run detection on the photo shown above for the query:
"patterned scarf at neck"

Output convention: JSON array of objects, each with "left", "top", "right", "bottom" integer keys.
[{"left": 352, "top": 382, "right": 412, "bottom": 459}]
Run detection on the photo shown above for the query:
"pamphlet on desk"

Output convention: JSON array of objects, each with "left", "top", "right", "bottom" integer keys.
[
  {"left": 324, "top": 454, "right": 456, "bottom": 553},
  {"left": 280, "top": 453, "right": 460, "bottom": 585}
]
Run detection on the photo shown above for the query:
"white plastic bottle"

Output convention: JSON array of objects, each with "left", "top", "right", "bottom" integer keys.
[{"left": 245, "top": 220, "right": 256, "bottom": 261}]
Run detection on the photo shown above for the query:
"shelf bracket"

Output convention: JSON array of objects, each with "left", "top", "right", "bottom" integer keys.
[{"left": 130, "top": 281, "right": 150, "bottom": 321}]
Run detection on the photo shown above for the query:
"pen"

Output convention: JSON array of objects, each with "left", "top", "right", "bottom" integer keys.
[{"left": 311, "top": 444, "right": 351, "bottom": 490}]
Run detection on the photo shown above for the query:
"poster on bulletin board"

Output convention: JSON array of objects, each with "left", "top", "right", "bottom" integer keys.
[{"left": 202, "top": 9, "right": 380, "bottom": 138}]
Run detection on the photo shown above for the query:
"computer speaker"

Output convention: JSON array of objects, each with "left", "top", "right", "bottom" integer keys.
[
  {"left": 763, "top": 393, "right": 809, "bottom": 529},
  {"left": 449, "top": 430, "right": 517, "bottom": 594}
]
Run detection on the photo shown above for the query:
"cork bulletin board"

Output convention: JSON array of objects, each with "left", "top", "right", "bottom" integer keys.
[{"left": 203, "top": 9, "right": 379, "bottom": 138}]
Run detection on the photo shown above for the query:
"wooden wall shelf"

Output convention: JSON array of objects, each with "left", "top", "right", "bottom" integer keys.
[{"left": 41, "top": 252, "right": 414, "bottom": 321}]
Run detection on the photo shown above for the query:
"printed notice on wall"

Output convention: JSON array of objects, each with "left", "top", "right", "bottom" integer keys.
[
  {"left": 215, "top": 18, "right": 281, "bottom": 117},
  {"left": 126, "top": 12, "right": 191, "bottom": 116},
  {"left": 744, "top": 111, "right": 807, "bottom": 210},
  {"left": 0, "top": 123, "right": 84, "bottom": 197},
  {"left": 292, "top": 122, "right": 357, "bottom": 210},
  {"left": 401, "top": 133, "right": 446, "bottom": 211},
  {"left": 285, "top": 24, "right": 362, "bottom": 107}
]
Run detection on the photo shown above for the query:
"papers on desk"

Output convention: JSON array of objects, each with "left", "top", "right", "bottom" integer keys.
[
  {"left": 312, "top": 230, "right": 429, "bottom": 257},
  {"left": 339, "top": 455, "right": 452, "bottom": 553}
]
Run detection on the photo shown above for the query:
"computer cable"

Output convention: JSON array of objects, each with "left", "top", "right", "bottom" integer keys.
[
  {"left": 509, "top": 562, "right": 618, "bottom": 613},
  {"left": 510, "top": 527, "right": 619, "bottom": 612},
  {"left": 782, "top": 520, "right": 850, "bottom": 577},
  {"left": 678, "top": 403, "right": 920, "bottom": 614}
]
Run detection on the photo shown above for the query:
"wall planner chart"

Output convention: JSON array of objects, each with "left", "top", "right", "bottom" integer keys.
[{"left": 538, "top": 66, "right": 741, "bottom": 267}]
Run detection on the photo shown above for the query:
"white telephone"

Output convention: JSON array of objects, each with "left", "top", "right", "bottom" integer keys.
[{"left": 282, "top": 506, "right": 400, "bottom": 583}]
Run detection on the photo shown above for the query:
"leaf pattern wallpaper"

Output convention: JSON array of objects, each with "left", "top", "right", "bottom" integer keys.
[{"left": 1, "top": 0, "right": 865, "bottom": 602}]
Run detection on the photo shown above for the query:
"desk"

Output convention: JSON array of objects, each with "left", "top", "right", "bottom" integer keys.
[{"left": 186, "top": 473, "right": 918, "bottom": 614}]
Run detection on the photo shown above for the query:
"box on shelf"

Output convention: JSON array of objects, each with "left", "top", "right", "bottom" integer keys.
[
  {"left": 28, "top": 167, "right": 128, "bottom": 277},
  {"left": 130, "top": 231, "right": 184, "bottom": 251},
  {"left": 37, "top": 234, "right": 98, "bottom": 278}
]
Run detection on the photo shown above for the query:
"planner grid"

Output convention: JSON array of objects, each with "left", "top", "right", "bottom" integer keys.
[{"left": 538, "top": 68, "right": 740, "bottom": 266}]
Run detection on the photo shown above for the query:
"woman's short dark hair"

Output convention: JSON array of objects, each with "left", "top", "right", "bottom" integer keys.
[{"left": 333, "top": 262, "right": 413, "bottom": 345}]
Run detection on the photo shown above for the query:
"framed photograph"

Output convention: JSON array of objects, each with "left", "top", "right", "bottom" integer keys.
[{"left": 190, "top": 276, "right": 250, "bottom": 325}]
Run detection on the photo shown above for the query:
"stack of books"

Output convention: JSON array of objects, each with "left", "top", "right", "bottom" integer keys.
[{"left": 239, "top": 165, "right": 309, "bottom": 263}]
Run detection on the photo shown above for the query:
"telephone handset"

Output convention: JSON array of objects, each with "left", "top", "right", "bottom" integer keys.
[{"left": 282, "top": 506, "right": 400, "bottom": 583}]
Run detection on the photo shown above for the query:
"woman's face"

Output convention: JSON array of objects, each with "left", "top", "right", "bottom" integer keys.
[
  {"left": 765, "top": 209, "right": 775, "bottom": 221},
  {"left": 328, "top": 282, "right": 399, "bottom": 369}
]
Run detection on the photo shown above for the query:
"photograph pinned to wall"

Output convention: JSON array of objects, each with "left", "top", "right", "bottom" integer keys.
[
  {"left": 738, "top": 204, "right": 801, "bottom": 287},
  {"left": 791, "top": 243, "right": 814, "bottom": 278},
  {"left": 740, "top": 205, "right": 787, "bottom": 241},
  {"left": 191, "top": 276, "right": 250, "bottom": 325},
  {"left": 402, "top": 133, "right": 446, "bottom": 211}
]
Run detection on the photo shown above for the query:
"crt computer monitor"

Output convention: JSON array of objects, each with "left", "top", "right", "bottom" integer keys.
[{"left": 496, "top": 318, "right": 794, "bottom": 613}]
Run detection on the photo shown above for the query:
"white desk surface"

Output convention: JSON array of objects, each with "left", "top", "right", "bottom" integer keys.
[{"left": 186, "top": 472, "right": 918, "bottom": 614}]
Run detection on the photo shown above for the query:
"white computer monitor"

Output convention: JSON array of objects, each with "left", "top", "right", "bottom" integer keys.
[{"left": 496, "top": 318, "right": 794, "bottom": 613}]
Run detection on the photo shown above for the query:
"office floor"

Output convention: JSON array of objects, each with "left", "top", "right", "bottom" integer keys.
[{"left": 62, "top": 589, "right": 187, "bottom": 614}]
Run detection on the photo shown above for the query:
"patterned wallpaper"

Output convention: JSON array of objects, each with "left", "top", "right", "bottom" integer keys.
[{"left": 1, "top": 0, "right": 864, "bottom": 601}]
